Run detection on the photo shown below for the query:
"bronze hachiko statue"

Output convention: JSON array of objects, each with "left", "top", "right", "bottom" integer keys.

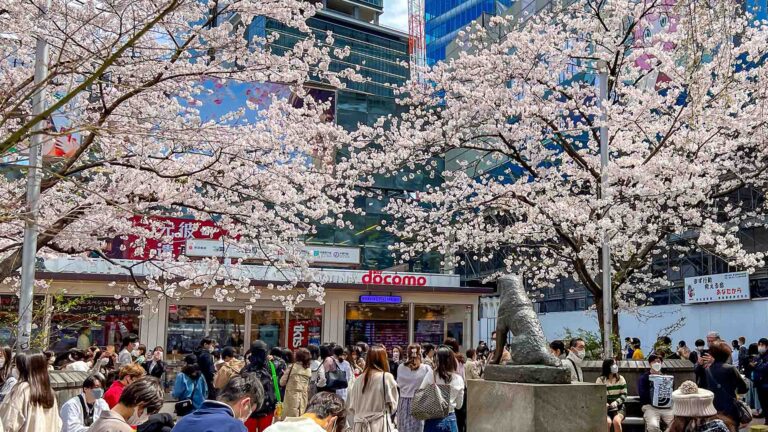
[{"left": 491, "top": 275, "right": 561, "bottom": 367}]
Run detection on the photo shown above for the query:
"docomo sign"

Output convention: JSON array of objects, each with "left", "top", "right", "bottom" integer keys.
[{"left": 361, "top": 270, "right": 428, "bottom": 287}]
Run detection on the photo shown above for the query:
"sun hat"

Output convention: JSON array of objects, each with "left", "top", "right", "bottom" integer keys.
[{"left": 671, "top": 381, "right": 718, "bottom": 417}]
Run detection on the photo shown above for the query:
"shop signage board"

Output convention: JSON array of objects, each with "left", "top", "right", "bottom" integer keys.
[
  {"left": 42, "top": 257, "right": 463, "bottom": 288},
  {"left": 185, "top": 239, "right": 360, "bottom": 265},
  {"left": 684, "top": 271, "right": 750, "bottom": 304},
  {"left": 359, "top": 295, "right": 402, "bottom": 304}
]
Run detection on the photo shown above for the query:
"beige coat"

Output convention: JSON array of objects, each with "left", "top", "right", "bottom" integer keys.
[
  {"left": 87, "top": 410, "right": 134, "bottom": 432},
  {"left": 347, "top": 371, "right": 398, "bottom": 432},
  {"left": 214, "top": 357, "right": 245, "bottom": 389},
  {"left": 0, "top": 382, "right": 62, "bottom": 432},
  {"left": 280, "top": 363, "right": 312, "bottom": 418}
]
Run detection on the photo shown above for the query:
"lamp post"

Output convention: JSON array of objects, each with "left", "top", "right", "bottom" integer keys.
[
  {"left": 598, "top": 61, "right": 613, "bottom": 358},
  {"left": 18, "top": 0, "right": 52, "bottom": 352}
]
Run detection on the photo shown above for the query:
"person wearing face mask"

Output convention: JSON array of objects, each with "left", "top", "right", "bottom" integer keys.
[
  {"left": 60, "top": 375, "right": 110, "bottom": 432},
  {"left": 143, "top": 347, "right": 166, "bottom": 380},
  {"left": 753, "top": 338, "right": 768, "bottom": 425},
  {"left": 194, "top": 338, "right": 217, "bottom": 400},
  {"left": 638, "top": 355, "right": 674, "bottom": 432},
  {"left": 118, "top": 336, "right": 138, "bottom": 368},
  {"left": 564, "top": 338, "right": 586, "bottom": 383},
  {"left": 89, "top": 376, "right": 164, "bottom": 432},
  {"left": 264, "top": 392, "right": 347, "bottom": 432},
  {"left": 104, "top": 363, "right": 146, "bottom": 408},
  {"left": 597, "top": 359, "right": 627, "bottom": 432},
  {"left": 171, "top": 373, "right": 265, "bottom": 432},
  {"left": 388, "top": 346, "right": 403, "bottom": 381}
]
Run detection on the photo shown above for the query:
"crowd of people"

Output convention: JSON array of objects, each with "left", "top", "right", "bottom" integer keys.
[{"left": 0, "top": 330, "right": 765, "bottom": 432}]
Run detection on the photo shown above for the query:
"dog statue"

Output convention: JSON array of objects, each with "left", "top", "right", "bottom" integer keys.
[{"left": 491, "top": 275, "right": 561, "bottom": 367}]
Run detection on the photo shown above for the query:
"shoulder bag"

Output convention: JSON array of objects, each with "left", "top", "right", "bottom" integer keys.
[
  {"left": 324, "top": 358, "right": 348, "bottom": 391},
  {"left": 705, "top": 367, "right": 752, "bottom": 425},
  {"left": 269, "top": 361, "right": 284, "bottom": 421},
  {"left": 174, "top": 375, "right": 199, "bottom": 417},
  {"left": 410, "top": 371, "right": 451, "bottom": 420}
]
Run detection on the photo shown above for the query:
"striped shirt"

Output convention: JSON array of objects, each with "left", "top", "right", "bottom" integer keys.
[{"left": 596, "top": 375, "right": 627, "bottom": 406}]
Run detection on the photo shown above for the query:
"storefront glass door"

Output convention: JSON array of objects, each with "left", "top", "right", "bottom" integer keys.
[
  {"left": 209, "top": 309, "right": 246, "bottom": 355},
  {"left": 345, "top": 303, "right": 410, "bottom": 349},
  {"left": 414, "top": 304, "right": 473, "bottom": 352},
  {"left": 250, "top": 310, "right": 286, "bottom": 349}
]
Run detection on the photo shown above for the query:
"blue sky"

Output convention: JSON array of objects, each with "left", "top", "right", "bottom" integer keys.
[{"left": 380, "top": 0, "right": 409, "bottom": 32}]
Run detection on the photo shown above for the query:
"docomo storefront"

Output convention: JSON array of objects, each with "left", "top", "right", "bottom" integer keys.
[{"left": 29, "top": 258, "right": 489, "bottom": 358}]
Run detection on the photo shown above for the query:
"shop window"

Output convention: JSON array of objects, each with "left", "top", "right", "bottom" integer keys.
[
  {"left": 414, "top": 305, "right": 472, "bottom": 353},
  {"left": 167, "top": 305, "right": 207, "bottom": 355},
  {"left": 345, "top": 303, "right": 409, "bottom": 349},
  {"left": 209, "top": 309, "right": 245, "bottom": 355},
  {"left": 49, "top": 296, "right": 141, "bottom": 354},
  {"left": 287, "top": 307, "right": 323, "bottom": 350},
  {"left": 251, "top": 310, "right": 286, "bottom": 349}
]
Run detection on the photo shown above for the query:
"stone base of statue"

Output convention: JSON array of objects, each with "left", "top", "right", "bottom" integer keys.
[
  {"left": 483, "top": 364, "right": 571, "bottom": 384},
  {"left": 467, "top": 379, "right": 606, "bottom": 432}
]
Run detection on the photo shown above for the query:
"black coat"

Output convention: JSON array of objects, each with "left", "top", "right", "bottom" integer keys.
[
  {"left": 700, "top": 362, "right": 748, "bottom": 423},
  {"left": 243, "top": 361, "right": 282, "bottom": 418},
  {"left": 194, "top": 348, "right": 216, "bottom": 389},
  {"left": 143, "top": 359, "right": 166, "bottom": 379}
]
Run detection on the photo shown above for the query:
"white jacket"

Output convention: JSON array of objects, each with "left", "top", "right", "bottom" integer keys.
[
  {"left": 60, "top": 394, "right": 109, "bottom": 432},
  {"left": 0, "top": 382, "right": 62, "bottom": 432},
  {"left": 264, "top": 417, "right": 326, "bottom": 432},
  {"left": 564, "top": 352, "right": 584, "bottom": 383}
]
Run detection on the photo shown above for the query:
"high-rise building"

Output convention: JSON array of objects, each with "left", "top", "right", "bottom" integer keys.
[{"left": 425, "top": 0, "right": 514, "bottom": 65}]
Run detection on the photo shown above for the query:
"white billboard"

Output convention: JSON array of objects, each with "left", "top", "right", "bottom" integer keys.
[
  {"left": 684, "top": 271, "right": 750, "bottom": 304},
  {"left": 184, "top": 239, "right": 360, "bottom": 265}
]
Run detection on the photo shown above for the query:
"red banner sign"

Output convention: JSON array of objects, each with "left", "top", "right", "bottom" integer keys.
[{"left": 117, "top": 216, "right": 227, "bottom": 260}]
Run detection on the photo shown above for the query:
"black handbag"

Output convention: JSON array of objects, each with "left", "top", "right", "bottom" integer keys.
[
  {"left": 705, "top": 367, "right": 753, "bottom": 425},
  {"left": 174, "top": 376, "right": 199, "bottom": 417},
  {"left": 324, "top": 359, "right": 348, "bottom": 391}
]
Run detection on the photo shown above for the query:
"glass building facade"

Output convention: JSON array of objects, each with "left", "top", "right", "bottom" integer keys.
[
  {"left": 425, "top": 0, "right": 514, "bottom": 65},
  {"left": 246, "top": 7, "right": 445, "bottom": 272}
]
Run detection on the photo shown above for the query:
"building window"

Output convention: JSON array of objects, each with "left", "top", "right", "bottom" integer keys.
[
  {"left": 345, "top": 303, "right": 409, "bottom": 348},
  {"left": 167, "top": 305, "right": 207, "bottom": 355},
  {"left": 414, "top": 304, "right": 472, "bottom": 352},
  {"left": 49, "top": 297, "right": 142, "bottom": 353},
  {"left": 209, "top": 309, "right": 245, "bottom": 354},
  {"left": 250, "top": 310, "right": 287, "bottom": 350}
]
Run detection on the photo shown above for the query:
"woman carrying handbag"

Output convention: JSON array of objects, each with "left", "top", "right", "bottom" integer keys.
[
  {"left": 347, "top": 345, "right": 399, "bottom": 432},
  {"left": 415, "top": 346, "right": 464, "bottom": 432}
]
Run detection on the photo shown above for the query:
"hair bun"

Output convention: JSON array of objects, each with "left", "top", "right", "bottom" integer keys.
[{"left": 679, "top": 380, "right": 698, "bottom": 395}]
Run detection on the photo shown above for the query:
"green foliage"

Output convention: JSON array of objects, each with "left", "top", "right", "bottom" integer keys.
[{"left": 562, "top": 327, "right": 603, "bottom": 360}]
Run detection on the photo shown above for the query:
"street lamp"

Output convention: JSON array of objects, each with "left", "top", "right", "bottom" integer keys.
[{"left": 597, "top": 60, "right": 613, "bottom": 358}]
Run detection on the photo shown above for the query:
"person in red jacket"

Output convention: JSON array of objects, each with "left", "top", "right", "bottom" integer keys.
[{"left": 104, "top": 363, "right": 146, "bottom": 408}]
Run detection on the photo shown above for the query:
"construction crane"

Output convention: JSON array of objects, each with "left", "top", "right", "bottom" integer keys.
[{"left": 408, "top": 0, "right": 426, "bottom": 81}]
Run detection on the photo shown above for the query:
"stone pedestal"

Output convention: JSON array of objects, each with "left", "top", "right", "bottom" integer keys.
[
  {"left": 483, "top": 364, "right": 571, "bottom": 384},
  {"left": 467, "top": 379, "right": 606, "bottom": 432}
]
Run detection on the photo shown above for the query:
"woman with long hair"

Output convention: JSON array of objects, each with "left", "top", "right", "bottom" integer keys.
[
  {"left": 597, "top": 358, "right": 627, "bottom": 432},
  {"left": 0, "top": 346, "right": 12, "bottom": 387},
  {"left": 443, "top": 338, "right": 467, "bottom": 432},
  {"left": 172, "top": 354, "right": 208, "bottom": 413},
  {"left": 347, "top": 345, "right": 398, "bottom": 432},
  {"left": 0, "top": 351, "right": 62, "bottom": 431},
  {"left": 419, "top": 346, "right": 465, "bottom": 432},
  {"left": 667, "top": 381, "right": 736, "bottom": 432},
  {"left": 281, "top": 347, "right": 313, "bottom": 418},
  {"left": 397, "top": 344, "right": 432, "bottom": 432}
]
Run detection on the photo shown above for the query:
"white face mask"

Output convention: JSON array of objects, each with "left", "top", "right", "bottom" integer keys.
[
  {"left": 573, "top": 349, "right": 586, "bottom": 361},
  {"left": 610, "top": 364, "right": 619, "bottom": 374},
  {"left": 128, "top": 407, "right": 149, "bottom": 425},
  {"left": 208, "top": 346, "right": 215, "bottom": 353},
  {"left": 651, "top": 362, "right": 663, "bottom": 372},
  {"left": 759, "top": 346, "right": 767, "bottom": 354},
  {"left": 392, "top": 352, "right": 400, "bottom": 362}
]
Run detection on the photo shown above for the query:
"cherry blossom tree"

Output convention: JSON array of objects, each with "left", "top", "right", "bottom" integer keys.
[
  {"left": 0, "top": 0, "right": 359, "bottom": 309},
  {"left": 342, "top": 0, "right": 768, "bottom": 337}
]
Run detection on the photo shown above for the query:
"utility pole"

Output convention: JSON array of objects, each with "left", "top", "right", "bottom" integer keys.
[
  {"left": 18, "top": 0, "right": 52, "bottom": 352},
  {"left": 598, "top": 61, "right": 613, "bottom": 358}
]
